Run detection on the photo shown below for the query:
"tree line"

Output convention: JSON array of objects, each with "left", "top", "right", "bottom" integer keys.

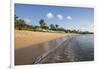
[
  {"left": 15, "top": 15, "right": 66, "bottom": 32},
  {"left": 15, "top": 15, "right": 93, "bottom": 34}
]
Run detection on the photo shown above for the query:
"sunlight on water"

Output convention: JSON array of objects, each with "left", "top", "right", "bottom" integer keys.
[{"left": 33, "top": 34, "right": 94, "bottom": 63}]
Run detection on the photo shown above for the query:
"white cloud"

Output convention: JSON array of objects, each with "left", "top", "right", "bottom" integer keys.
[
  {"left": 23, "top": 18, "right": 32, "bottom": 25},
  {"left": 67, "top": 16, "right": 72, "bottom": 20},
  {"left": 47, "top": 12, "right": 54, "bottom": 19},
  {"left": 57, "top": 14, "right": 64, "bottom": 20}
]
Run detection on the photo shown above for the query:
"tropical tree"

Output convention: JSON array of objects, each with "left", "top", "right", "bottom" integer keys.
[
  {"left": 39, "top": 19, "right": 46, "bottom": 29},
  {"left": 15, "top": 15, "right": 18, "bottom": 21},
  {"left": 15, "top": 15, "right": 35, "bottom": 30},
  {"left": 55, "top": 24, "right": 59, "bottom": 28},
  {"left": 15, "top": 19, "right": 26, "bottom": 30},
  {"left": 55, "top": 24, "right": 59, "bottom": 31},
  {"left": 50, "top": 24, "right": 56, "bottom": 30}
]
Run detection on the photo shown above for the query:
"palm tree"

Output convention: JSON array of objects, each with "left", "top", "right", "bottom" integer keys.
[
  {"left": 15, "top": 15, "right": 18, "bottom": 21},
  {"left": 55, "top": 24, "right": 59, "bottom": 31},
  {"left": 39, "top": 19, "right": 46, "bottom": 29},
  {"left": 50, "top": 24, "right": 56, "bottom": 30}
]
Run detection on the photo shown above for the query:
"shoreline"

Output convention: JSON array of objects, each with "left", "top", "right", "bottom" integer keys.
[
  {"left": 15, "top": 30, "right": 93, "bottom": 65},
  {"left": 33, "top": 35, "right": 94, "bottom": 64},
  {"left": 15, "top": 30, "right": 76, "bottom": 65},
  {"left": 15, "top": 30, "right": 76, "bottom": 49}
]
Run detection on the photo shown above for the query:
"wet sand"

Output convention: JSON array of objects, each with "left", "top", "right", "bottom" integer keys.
[
  {"left": 35, "top": 35, "right": 94, "bottom": 64},
  {"left": 15, "top": 30, "right": 74, "bottom": 65},
  {"left": 15, "top": 30, "right": 94, "bottom": 65}
]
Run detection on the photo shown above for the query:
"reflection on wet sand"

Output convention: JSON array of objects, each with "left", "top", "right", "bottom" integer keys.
[
  {"left": 15, "top": 36, "right": 71, "bottom": 65},
  {"left": 36, "top": 34, "right": 94, "bottom": 64},
  {"left": 15, "top": 34, "right": 94, "bottom": 65}
]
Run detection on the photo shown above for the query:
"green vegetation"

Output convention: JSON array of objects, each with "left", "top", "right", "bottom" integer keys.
[
  {"left": 14, "top": 15, "right": 93, "bottom": 34},
  {"left": 15, "top": 15, "right": 35, "bottom": 31}
]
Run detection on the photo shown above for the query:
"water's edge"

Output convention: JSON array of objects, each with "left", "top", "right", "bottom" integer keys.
[
  {"left": 33, "top": 35, "right": 76, "bottom": 64},
  {"left": 33, "top": 34, "right": 94, "bottom": 64}
]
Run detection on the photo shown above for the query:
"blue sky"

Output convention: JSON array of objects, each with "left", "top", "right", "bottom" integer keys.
[{"left": 15, "top": 4, "right": 94, "bottom": 32}]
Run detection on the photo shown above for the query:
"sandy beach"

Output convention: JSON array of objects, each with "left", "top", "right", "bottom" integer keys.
[
  {"left": 14, "top": 4, "right": 94, "bottom": 65},
  {"left": 15, "top": 30, "right": 72, "bottom": 65},
  {"left": 15, "top": 30, "right": 93, "bottom": 65},
  {"left": 15, "top": 30, "right": 70, "bottom": 49}
]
